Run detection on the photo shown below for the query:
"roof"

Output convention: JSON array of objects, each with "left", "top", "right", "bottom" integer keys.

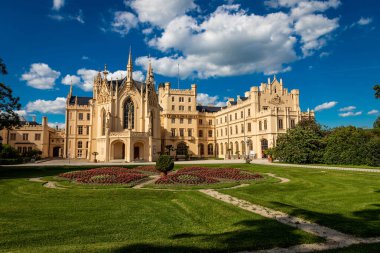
[
  {"left": 68, "top": 96, "right": 92, "bottom": 106},
  {"left": 107, "top": 77, "right": 146, "bottom": 93},
  {"left": 20, "top": 120, "right": 40, "bottom": 126},
  {"left": 196, "top": 105, "right": 221, "bottom": 113}
]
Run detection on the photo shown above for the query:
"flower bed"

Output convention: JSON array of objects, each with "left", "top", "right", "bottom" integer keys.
[
  {"left": 155, "top": 167, "right": 262, "bottom": 185},
  {"left": 59, "top": 167, "right": 149, "bottom": 185}
]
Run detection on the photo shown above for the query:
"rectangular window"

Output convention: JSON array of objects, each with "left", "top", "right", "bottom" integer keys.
[
  {"left": 179, "top": 97, "right": 184, "bottom": 102},
  {"left": 79, "top": 113, "right": 83, "bottom": 120},
  {"left": 230, "top": 127, "right": 232, "bottom": 135},
  {"left": 225, "top": 116, "right": 227, "bottom": 122},
  {"left": 278, "top": 119, "right": 283, "bottom": 129},
  {"left": 248, "top": 123, "right": 252, "bottom": 132},
  {"left": 198, "top": 130, "right": 203, "bottom": 137},
  {"left": 230, "top": 115, "right": 232, "bottom": 121},
  {"left": 188, "top": 128, "right": 192, "bottom": 137},
  {"left": 179, "top": 128, "right": 184, "bottom": 137},
  {"left": 208, "top": 130, "right": 212, "bottom": 137},
  {"left": 208, "top": 120, "right": 212, "bottom": 125},
  {"left": 248, "top": 109, "right": 251, "bottom": 116},
  {"left": 22, "top": 133, "right": 28, "bottom": 141},
  {"left": 259, "top": 121, "right": 262, "bottom": 131},
  {"left": 10, "top": 133, "right": 16, "bottom": 140},
  {"left": 78, "top": 126, "right": 83, "bottom": 135},
  {"left": 172, "top": 97, "right": 174, "bottom": 102},
  {"left": 87, "top": 113, "right": 90, "bottom": 120},
  {"left": 180, "top": 118, "right": 184, "bottom": 124},
  {"left": 235, "top": 113, "right": 237, "bottom": 120},
  {"left": 77, "top": 149, "right": 82, "bottom": 158},
  {"left": 235, "top": 125, "right": 238, "bottom": 134},
  {"left": 199, "top": 119, "right": 203, "bottom": 125},
  {"left": 188, "top": 118, "right": 192, "bottom": 124},
  {"left": 241, "top": 111, "right": 243, "bottom": 118},
  {"left": 241, "top": 124, "right": 244, "bottom": 133},
  {"left": 188, "top": 97, "right": 191, "bottom": 102},
  {"left": 35, "top": 133, "right": 41, "bottom": 141},
  {"left": 188, "top": 106, "right": 191, "bottom": 111},
  {"left": 171, "top": 128, "right": 176, "bottom": 137},
  {"left": 86, "top": 126, "right": 90, "bottom": 135},
  {"left": 179, "top": 105, "right": 184, "bottom": 111},
  {"left": 225, "top": 128, "right": 227, "bottom": 135},
  {"left": 172, "top": 105, "right": 175, "bottom": 110},
  {"left": 171, "top": 117, "right": 175, "bottom": 124},
  {"left": 22, "top": 147, "right": 27, "bottom": 153},
  {"left": 291, "top": 119, "right": 296, "bottom": 128},
  {"left": 220, "top": 129, "right": 223, "bottom": 136},
  {"left": 263, "top": 106, "right": 268, "bottom": 110},
  {"left": 264, "top": 120, "right": 267, "bottom": 130}
]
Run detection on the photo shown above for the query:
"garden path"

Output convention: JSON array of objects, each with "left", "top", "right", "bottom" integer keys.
[
  {"left": 265, "top": 173, "right": 290, "bottom": 183},
  {"left": 29, "top": 177, "right": 64, "bottom": 189},
  {"left": 199, "top": 189, "right": 380, "bottom": 253}
]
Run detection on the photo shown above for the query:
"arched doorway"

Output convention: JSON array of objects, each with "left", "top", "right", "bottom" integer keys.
[
  {"left": 53, "top": 147, "right": 60, "bottom": 157},
  {"left": 133, "top": 142, "right": 144, "bottom": 160},
  {"left": 176, "top": 142, "right": 188, "bottom": 156},
  {"left": 261, "top": 139, "right": 269, "bottom": 158},
  {"left": 113, "top": 141, "right": 125, "bottom": 160},
  {"left": 198, "top": 144, "right": 204, "bottom": 156}
]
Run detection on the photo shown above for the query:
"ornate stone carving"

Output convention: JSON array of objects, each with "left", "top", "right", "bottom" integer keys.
[{"left": 269, "top": 94, "right": 283, "bottom": 105}]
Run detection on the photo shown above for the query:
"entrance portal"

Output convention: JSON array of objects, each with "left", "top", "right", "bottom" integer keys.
[
  {"left": 53, "top": 147, "right": 60, "bottom": 157},
  {"left": 133, "top": 142, "right": 144, "bottom": 161},
  {"left": 113, "top": 142, "right": 125, "bottom": 160}
]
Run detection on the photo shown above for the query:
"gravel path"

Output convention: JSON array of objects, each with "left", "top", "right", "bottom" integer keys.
[
  {"left": 29, "top": 178, "right": 64, "bottom": 189},
  {"left": 265, "top": 173, "right": 290, "bottom": 183},
  {"left": 200, "top": 189, "right": 380, "bottom": 253}
]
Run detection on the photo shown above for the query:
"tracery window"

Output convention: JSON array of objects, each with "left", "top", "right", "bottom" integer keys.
[{"left": 123, "top": 97, "right": 135, "bottom": 129}]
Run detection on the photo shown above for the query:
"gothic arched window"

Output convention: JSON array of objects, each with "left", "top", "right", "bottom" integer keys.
[
  {"left": 123, "top": 97, "right": 135, "bottom": 129},
  {"left": 102, "top": 110, "right": 106, "bottom": 136}
]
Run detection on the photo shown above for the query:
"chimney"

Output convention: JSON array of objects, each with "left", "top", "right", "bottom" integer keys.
[
  {"left": 56, "top": 125, "right": 59, "bottom": 130},
  {"left": 42, "top": 116, "right": 47, "bottom": 126},
  {"left": 32, "top": 116, "right": 36, "bottom": 122},
  {"left": 280, "top": 78, "right": 283, "bottom": 85}
]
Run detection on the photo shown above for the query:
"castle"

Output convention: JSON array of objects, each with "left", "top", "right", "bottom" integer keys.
[{"left": 63, "top": 50, "right": 314, "bottom": 162}]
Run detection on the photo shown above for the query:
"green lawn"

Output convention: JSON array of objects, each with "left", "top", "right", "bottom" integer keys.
[
  {"left": 220, "top": 164, "right": 380, "bottom": 237},
  {"left": 0, "top": 166, "right": 320, "bottom": 253}
]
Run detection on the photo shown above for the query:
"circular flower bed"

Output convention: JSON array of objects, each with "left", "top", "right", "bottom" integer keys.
[
  {"left": 155, "top": 167, "right": 262, "bottom": 185},
  {"left": 59, "top": 167, "right": 152, "bottom": 185}
]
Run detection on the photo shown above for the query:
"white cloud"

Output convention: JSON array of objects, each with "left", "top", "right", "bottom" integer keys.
[
  {"left": 128, "top": 0, "right": 198, "bottom": 28},
  {"left": 339, "top": 111, "right": 362, "bottom": 117},
  {"left": 15, "top": 110, "right": 27, "bottom": 117},
  {"left": 294, "top": 14, "right": 339, "bottom": 56},
  {"left": 49, "top": 9, "right": 85, "bottom": 24},
  {"left": 21, "top": 63, "right": 61, "bottom": 89},
  {"left": 368, "top": 109, "right": 379, "bottom": 115},
  {"left": 112, "top": 11, "right": 138, "bottom": 36},
  {"left": 289, "top": 0, "right": 340, "bottom": 18},
  {"left": 197, "top": 93, "right": 226, "bottom": 107},
  {"left": 137, "top": 6, "right": 297, "bottom": 78},
  {"left": 319, "top": 51, "right": 330, "bottom": 58},
  {"left": 26, "top": 97, "right": 66, "bottom": 115},
  {"left": 48, "top": 122, "right": 66, "bottom": 129},
  {"left": 52, "top": 0, "right": 64, "bottom": 11},
  {"left": 82, "top": 56, "right": 89, "bottom": 60},
  {"left": 63, "top": 69, "right": 145, "bottom": 92},
  {"left": 339, "top": 106, "right": 356, "bottom": 112},
  {"left": 357, "top": 17, "right": 372, "bottom": 26},
  {"left": 314, "top": 101, "right": 337, "bottom": 112}
]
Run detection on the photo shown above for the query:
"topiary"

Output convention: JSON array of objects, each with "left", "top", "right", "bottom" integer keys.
[{"left": 156, "top": 155, "right": 174, "bottom": 176}]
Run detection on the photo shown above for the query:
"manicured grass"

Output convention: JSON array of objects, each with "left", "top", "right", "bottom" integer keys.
[
  {"left": 275, "top": 162, "right": 380, "bottom": 170},
  {"left": 0, "top": 166, "right": 321, "bottom": 253},
  {"left": 320, "top": 243, "right": 380, "bottom": 252},
  {"left": 220, "top": 164, "right": 380, "bottom": 237}
]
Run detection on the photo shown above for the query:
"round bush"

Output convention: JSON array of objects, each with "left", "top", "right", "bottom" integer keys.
[{"left": 155, "top": 155, "right": 174, "bottom": 174}]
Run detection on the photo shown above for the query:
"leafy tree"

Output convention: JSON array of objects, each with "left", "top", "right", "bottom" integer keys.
[
  {"left": 374, "top": 117, "right": 380, "bottom": 129},
  {"left": 272, "top": 119, "right": 325, "bottom": 164},
  {"left": 0, "top": 144, "right": 19, "bottom": 159},
  {"left": 323, "top": 126, "right": 375, "bottom": 166},
  {"left": 374, "top": 84, "right": 380, "bottom": 99},
  {"left": 156, "top": 155, "right": 174, "bottom": 176},
  {"left": 0, "top": 58, "right": 21, "bottom": 130}
]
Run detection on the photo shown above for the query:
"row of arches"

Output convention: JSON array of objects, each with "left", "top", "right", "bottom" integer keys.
[{"left": 111, "top": 140, "right": 145, "bottom": 160}]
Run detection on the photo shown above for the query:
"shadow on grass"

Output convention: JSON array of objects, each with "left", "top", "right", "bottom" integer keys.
[
  {"left": 114, "top": 219, "right": 323, "bottom": 253},
  {"left": 270, "top": 201, "right": 380, "bottom": 237}
]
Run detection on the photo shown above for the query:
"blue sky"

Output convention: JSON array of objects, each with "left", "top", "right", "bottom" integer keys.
[{"left": 0, "top": 0, "right": 379, "bottom": 128}]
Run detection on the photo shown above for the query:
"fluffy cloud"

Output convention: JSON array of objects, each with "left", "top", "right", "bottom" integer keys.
[
  {"left": 128, "top": 0, "right": 197, "bottom": 28},
  {"left": 52, "top": 0, "right": 64, "bottom": 11},
  {"left": 48, "top": 122, "right": 66, "bottom": 129},
  {"left": 137, "top": 6, "right": 297, "bottom": 78},
  {"left": 63, "top": 69, "right": 145, "bottom": 92},
  {"left": 314, "top": 101, "right": 337, "bottom": 112},
  {"left": 15, "top": 110, "right": 27, "bottom": 117},
  {"left": 339, "top": 106, "right": 356, "bottom": 112},
  {"left": 368, "top": 109, "right": 379, "bottom": 115},
  {"left": 26, "top": 97, "right": 66, "bottom": 115},
  {"left": 112, "top": 11, "right": 138, "bottom": 36},
  {"left": 21, "top": 63, "right": 61, "bottom": 89},
  {"left": 294, "top": 14, "right": 339, "bottom": 56},
  {"left": 197, "top": 93, "right": 226, "bottom": 107},
  {"left": 339, "top": 111, "right": 362, "bottom": 117},
  {"left": 49, "top": 9, "right": 84, "bottom": 24},
  {"left": 357, "top": 17, "right": 372, "bottom": 26}
]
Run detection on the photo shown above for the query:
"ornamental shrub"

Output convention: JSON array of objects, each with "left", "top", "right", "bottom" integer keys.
[{"left": 156, "top": 155, "right": 174, "bottom": 175}]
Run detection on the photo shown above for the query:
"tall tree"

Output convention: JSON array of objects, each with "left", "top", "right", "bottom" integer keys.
[
  {"left": 0, "top": 58, "right": 21, "bottom": 129},
  {"left": 374, "top": 84, "right": 380, "bottom": 99}
]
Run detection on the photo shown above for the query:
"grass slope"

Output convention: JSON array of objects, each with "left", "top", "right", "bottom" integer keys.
[
  {"left": 220, "top": 164, "right": 380, "bottom": 237},
  {"left": 0, "top": 166, "right": 320, "bottom": 253}
]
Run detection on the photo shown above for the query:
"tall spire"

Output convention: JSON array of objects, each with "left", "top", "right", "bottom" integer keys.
[
  {"left": 68, "top": 78, "right": 73, "bottom": 98},
  {"left": 127, "top": 46, "right": 133, "bottom": 83}
]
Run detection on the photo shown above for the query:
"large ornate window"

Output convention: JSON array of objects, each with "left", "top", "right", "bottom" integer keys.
[
  {"left": 123, "top": 97, "right": 134, "bottom": 129},
  {"left": 102, "top": 110, "right": 106, "bottom": 136}
]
